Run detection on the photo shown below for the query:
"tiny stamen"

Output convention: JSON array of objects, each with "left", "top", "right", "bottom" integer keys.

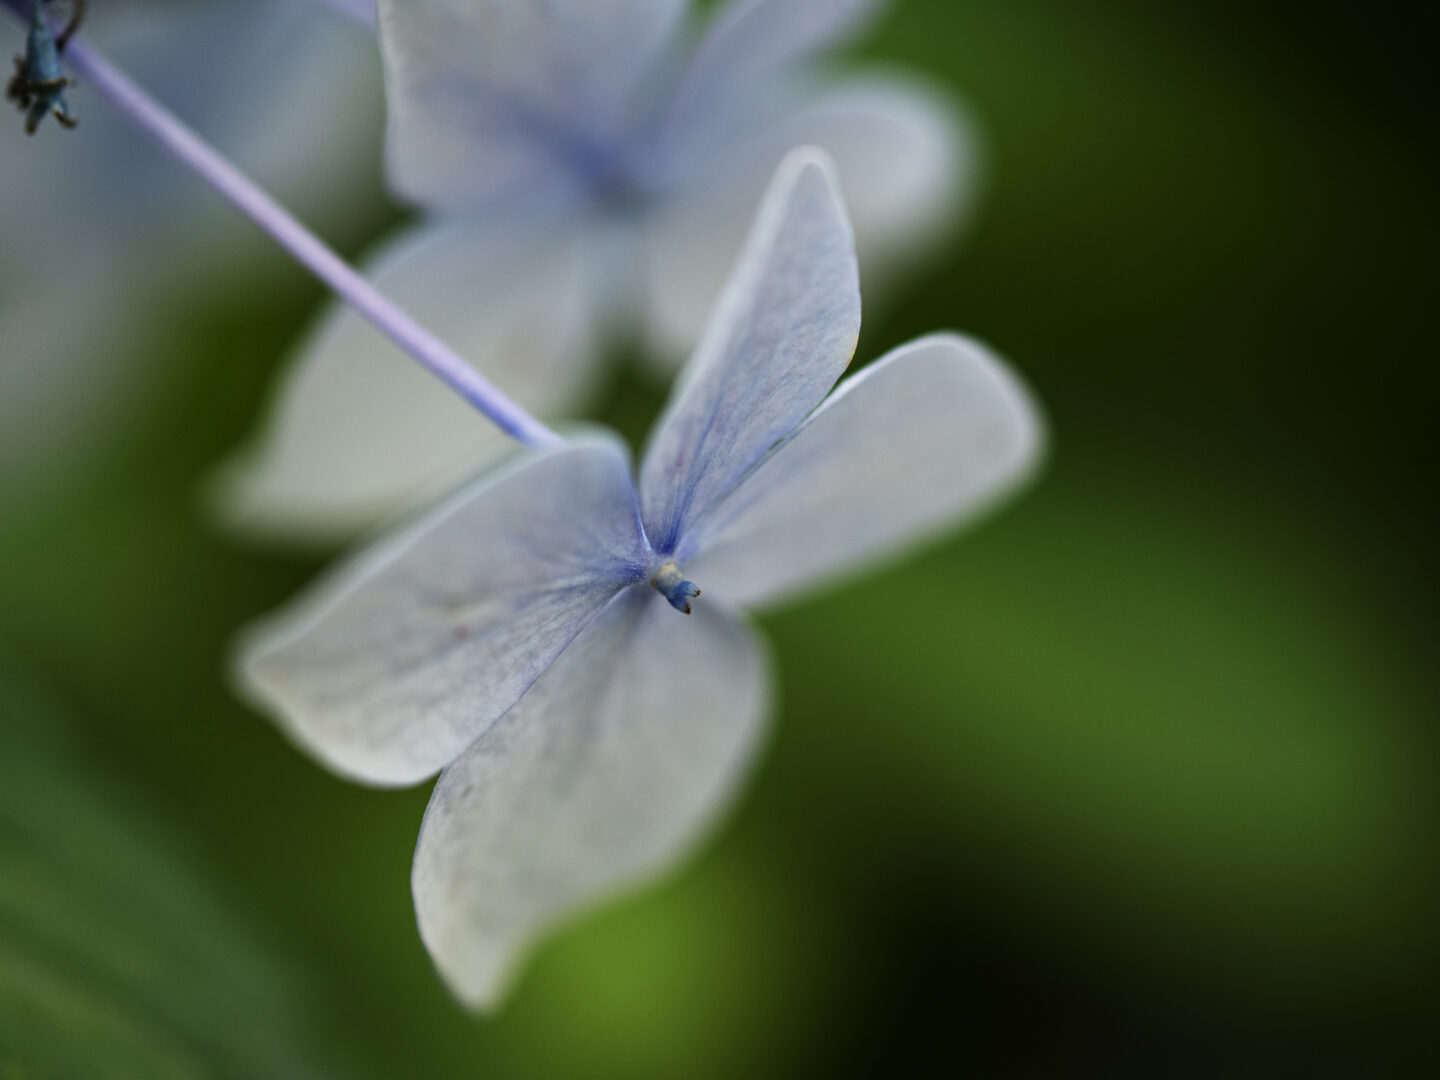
[{"left": 651, "top": 562, "right": 701, "bottom": 615}]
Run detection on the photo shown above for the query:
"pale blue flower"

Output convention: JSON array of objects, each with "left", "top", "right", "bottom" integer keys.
[
  {"left": 0, "top": 0, "right": 378, "bottom": 510},
  {"left": 216, "top": 0, "right": 975, "bottom": 543},
  {"left": 235, "top": 150, "right": 1041, "bottom": 1009}
]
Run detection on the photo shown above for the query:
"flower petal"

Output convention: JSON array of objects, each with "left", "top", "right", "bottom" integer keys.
[
  {"left": 639, "top": 148, "right": 860, "bottom": 555},
  {"left": 233, "top": 437, "right": 651, "bottom": 788},
  {"left": 683, "top": 334, "right": 1044, "bottom": 609},
  {"left": 668, "top": 0, "right": 884, "bottom": 126},
  {"left": 413, "top": 587, "right": 770, "bottom": 1010},
  {"left": 635, "top": 162, "right": 769, "bottom": 363},
  {"left": 378, "top": 0, "right": 687, "bottom": 212},
  {"left": 640, "top": 73, "right": 971, "bottom": 363},
  {"left": 211, "top": 220, "right": 598, "bottom": 545},
  {"left": 768, "top": 73, "right": 976, "bottom": 281}
]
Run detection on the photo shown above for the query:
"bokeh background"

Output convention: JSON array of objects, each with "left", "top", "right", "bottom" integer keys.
[{"left": 2, "top": 0, "right": 1436, "bottom": 1075}]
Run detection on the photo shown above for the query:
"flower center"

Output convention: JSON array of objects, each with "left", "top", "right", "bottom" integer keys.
[{"left": 651, "top": 562, "right": 701, "bottom": 615}]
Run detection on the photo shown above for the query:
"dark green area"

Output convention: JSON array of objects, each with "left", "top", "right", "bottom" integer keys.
[
  {"left": 1, "top": 0, "right": 1435, "bottom": 1074},
  {"left": 0, "top": 662, "right": 361, "bottom": 1079}
]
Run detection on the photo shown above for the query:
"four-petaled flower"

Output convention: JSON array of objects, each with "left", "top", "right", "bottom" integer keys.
[
  {"left": 217, "top": 0, "right": 974, "bottom": 543},
  {"left": 236, "top": 150, "right": 1042, "bottom": 1009}
]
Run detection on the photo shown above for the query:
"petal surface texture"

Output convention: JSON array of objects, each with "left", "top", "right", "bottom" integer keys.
[
  {"left": 413, "top": 588, "right": 771, "bottom": 1010},
  {"left": 212, "top": 221, "right": 596, "bottom": 545},
  {"left": 378, "top": 0, "right": 686, "bottom": 212},
  {"left": 234, "top": 438, "right": 651, "bottom": 787},
  {"left": 639, "top": 149, "right": 861, "bottom": 555},
  {"left": 683, "top": 335, "right": 1045, "bottom": 609}
]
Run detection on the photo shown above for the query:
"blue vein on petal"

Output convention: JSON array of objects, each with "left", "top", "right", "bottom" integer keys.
[{"left": 650, "top": 249, "right": 827, "bottom": 557}]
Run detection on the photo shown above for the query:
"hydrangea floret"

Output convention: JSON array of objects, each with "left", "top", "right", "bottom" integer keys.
[{"left": 236, "top": 150, "right": 1042, "bottom": 1008}]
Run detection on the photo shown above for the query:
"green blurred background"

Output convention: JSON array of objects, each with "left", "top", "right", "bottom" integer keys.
[{"left": 2, "top": 0, "right": 1436, "bottom": 1074}]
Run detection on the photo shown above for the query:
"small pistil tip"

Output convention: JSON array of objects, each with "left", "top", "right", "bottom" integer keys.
[{"left": 651, "top": 562, "right": 701, "bottom": 615}]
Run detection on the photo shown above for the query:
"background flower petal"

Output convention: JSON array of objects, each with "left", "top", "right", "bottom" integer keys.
[
  {"left": 378, "top": 0, "right": 688, "bottom": 212},
  {"left": 636, "top": 178, "right": 760, "bottom": 363},
  {"left": 413, "top": 588, "right": 770, "bottom": 1011},
  {"left": 684, "top": 334, "right": 1043, "bottom": 608},
  {"left": 639, "top": 148, "right": 860, "bottom": 554},
  {"left": 667, "top": 0, "right": 884, "bottom": 127},
  {"left": 234, "top": 437, "right": 650, "bottom": 788},
  {"left": 767, "top": 72, "right": 975, "bottom": 283},
  {"left": 211, "top": 219, "right": 599, "bottom": 545},
  {"left": 640, "top": 72, "right": 970, "bottom": 362}
]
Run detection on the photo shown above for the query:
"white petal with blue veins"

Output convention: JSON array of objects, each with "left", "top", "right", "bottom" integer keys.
[
  {"left": 413, "top": 587, "right": 770, "bottom": 1010},
  {"left": 234, "top": 437, "right": 651, "bottom": 788},
  {"left": 683, "top": 334, "right": 1045, "bottom": 610},
  {"left": 639, "top": 148, "right": 861, "bottom": 555}
]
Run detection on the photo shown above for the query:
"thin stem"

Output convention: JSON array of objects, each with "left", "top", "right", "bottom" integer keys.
[{"left": 5, "top": 3, "right": 560, "bottom": 449}]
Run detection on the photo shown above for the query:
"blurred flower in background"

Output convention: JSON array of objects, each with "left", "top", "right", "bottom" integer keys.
[
  {"left": 214, "top": 0, "right": 972, "bottom": 544},
  {"left": 0, "top": 0, "right": 379, "bottom": 517}
]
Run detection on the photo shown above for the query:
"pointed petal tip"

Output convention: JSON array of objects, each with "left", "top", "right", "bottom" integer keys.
[
  {"left": 640, "top": 142, "right": 862, "bottom": 546},
  {"left": 771, "top": 144, "right": 850, "bottom": 227},
  {"left": 426, "top": 935, "right": 521, "bottom": 1016},
  {"left": 776, "top": 143, "right": 841, "bottom": 184}
]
